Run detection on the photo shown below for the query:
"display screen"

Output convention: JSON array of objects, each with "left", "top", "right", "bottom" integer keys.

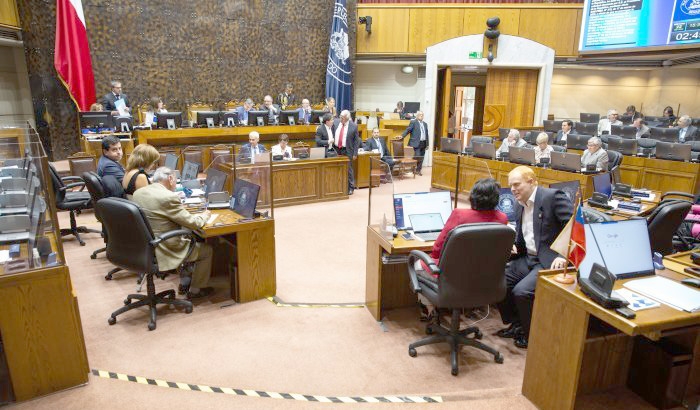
[{"left": 579, "top": 0, "right": 700, "bottom": 53}]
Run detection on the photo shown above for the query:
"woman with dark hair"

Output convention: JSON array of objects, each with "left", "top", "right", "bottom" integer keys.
[{"left": 417, "top": 178, "right": 508, "bottom": 320}]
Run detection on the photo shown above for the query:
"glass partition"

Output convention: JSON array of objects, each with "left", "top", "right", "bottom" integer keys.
[
  {"left": 367, "top": 157, "right": 394, "bottom": 231},
  {"left": 456, "top": 155, "right": 493, "bottom": 207},
  {"left": 0, "top": 129, "right": 65, "bottom": 274}
]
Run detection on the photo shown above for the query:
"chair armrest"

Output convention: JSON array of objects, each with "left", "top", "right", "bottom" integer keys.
[
  {"left": 407, "top": 250, "right": 441, "bottom": 293},
  {"left": 661, "top": 191, "right": 694, "bottom": 202},
  {"left": 64, "top": 181, "right": 86, "bottom": 190},
  {"left": 150, "top": 229, "right": 192, "bottom": 247},
  {"left": 61, "top": 176, "right": 83, "bottom": 183}
]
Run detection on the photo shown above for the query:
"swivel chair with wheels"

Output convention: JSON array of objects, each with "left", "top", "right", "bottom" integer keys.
[
  {"left": 646, "top": 198, "right": 693, "bottom": 256},
  {"left": 97, "top": 197, "right": 194, "bottom": 330},
  {"left": 48, "top": 163, "right": 100, "bottom": 246},
  {"left": 82, "top": 171, "right": 123, "bottom": 279},
  {"left": 406, "top": 222, "right": 515, "bottom": 375}
]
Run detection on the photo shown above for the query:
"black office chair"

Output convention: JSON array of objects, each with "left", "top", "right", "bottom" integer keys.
[
  {"left": 606, "top": 150, "right": 623, "bottom": 175},
  {"left": 524, "top": 131, "right": 537, "bottom": 145},
  {"left": 48, "top": 163, "right": 100, "bottom": 246},
  {"left": 658, "top": 192, "right": 700, "bottom": 252},
  {"left": 637, "top": 138, "right": 657, "bottom": 157},
  {"left": 464, "top": 136, "right": 493, "bottom": 155},
  {"left": 646, "top": 199, "right": 692, "bottom": 256},
  {"left": 689, "top": 141, "right": 700, "bottom": 162},
  {"left": 98, "top": 197, "right": 194, "bottom": 330},
  {"left": 407, "top": 223, "right": 514, "bottom": 376}
]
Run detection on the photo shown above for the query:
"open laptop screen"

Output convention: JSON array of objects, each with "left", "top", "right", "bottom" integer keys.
[
  {"left": 232, "top": 178, "right": 260, "bottom": 219},
  {"left": 578, "top": 219, "right": 655, "bottom": 280},
  {"left": 204, "top": 167, "right": 227, "bottom": 195},
  {"left": 592, "top": 173, "right": 612, "bottom": 198},
  {"left": 408, "top": 213, "right": 444, "bottom": 233},
  {"left": 394, "top": 191, "right": 452, "bottom": 230}
]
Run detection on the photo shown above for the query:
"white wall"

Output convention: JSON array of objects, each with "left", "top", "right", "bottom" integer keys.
[
  {"left": 0, "top": 46, "right": 34, "bottom": 127},
  {"left": 354, "top": 63, "right": 425, "bottom": 113}
]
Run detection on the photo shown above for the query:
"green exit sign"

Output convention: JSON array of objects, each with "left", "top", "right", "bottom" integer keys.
[{"left": 468, "top": 52, "right": 482, "bottom": 59}]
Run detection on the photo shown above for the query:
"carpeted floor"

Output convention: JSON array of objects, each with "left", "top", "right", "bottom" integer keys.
[{"left": 10, "top": 166, "right": 659, "bottom": 409}]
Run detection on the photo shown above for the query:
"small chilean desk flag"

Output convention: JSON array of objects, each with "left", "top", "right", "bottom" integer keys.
[
  {"left": 550, "top": 201, "right": 587, "bottom": 268},
  {"left": 54, "top": 0, "right": 96, "bottom": 111}
]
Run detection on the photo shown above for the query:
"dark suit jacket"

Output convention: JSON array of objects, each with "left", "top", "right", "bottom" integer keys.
[
  {"left": 97, "top": 155, "right": 125, "bottom": 182},
  {"left": 237, "top": 143, "right": 267, "bottom": 160},
  {"left": 681, "top": 125, "right": 699, "bottom": 142},
  {"left": 331, "top": 119, "right": 361, "bottom": 157},
  {"left": 235, "top": 106, "right": 249, "bottom": 123},
  {"left": 401, "top": 119, "right": 429, "bottom": 148},
  {"left": 364, "top": 137, "right": 391, "bottom": 161},
  {"left": 513, "top": 187, "right": 573, "bottom": 268},
  {"left": 100, "top": 92, "right": 131, "bottom": 112},
  {"left": 555, "top": 130, "right": 571, "bottom": 145},
  {"left": 315, "top": 124, "right": 333, "bottom": 147}
]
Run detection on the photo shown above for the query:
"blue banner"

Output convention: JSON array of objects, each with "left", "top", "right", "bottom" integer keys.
[{"left": 325, "top": 0, "right": 352, "bottom": 112}]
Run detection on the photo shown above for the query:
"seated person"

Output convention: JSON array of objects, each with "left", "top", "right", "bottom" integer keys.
[
  {"left": 89, "top": 102, "right": 104, "bottom": 112},
  {"left": 261, "top": 95, "right": 279, "bottom": 123},
  {"left": 235, "top": 98, "right": 254, "bottom": 125},
  {"left": 97, "top": 135, "right": 125, "bottom": 182},
  {"left": 496, "top": 129, "right": 527, "bottom": 157},
  {"left": 581, "top": 136, "right": 609, "bottom": 171},
  {"left": 132, "top": 167, "right": 214, "bottom": 299},
  {"left": 122, "top": 143, "right": 159, "bottom": 197},
  {"left": 238, "top": 131, "right": 267, "bottom": 161},
  {"left": 271, "top": 134, "right": 292, "bottom": 159},
  {"left": 555, "top": 120, "right": 573, "bottom": 145},
  {"left": 625, "top": 105, "right": 642, "bottom": 120},
  {"left": 364, "top": 127, "right": 394, "bottom": 169},
  {"left": 533, "top": 132, "right": 553, "bottom": 164},
  {"left": 663, "top": 106, "right": 677, "bottom": 124},
  {"left": 633, "top": 117, "right": 650, "bottom": 139},
  {"left": 597, "top": 109, "right": 622, "bottom": 136},
  {"left": 315, "top": 113, "right": 335, "bottom": 149},
  {"left": 676, "top": 115, "right": 699, "bottom": 143},
  {"left": 143, "top": 96, "right": 168, "bottom": 128},
  {"left": 297, "top": 99, "right": 312, "bottom": 124},
  {"left": 277, "top": 83, "right": 296, "bottom": 109},
  {"left": 322, "top": 97, "right": 337, "bottom": 118},
  {"left": 416, "top": 178, "right": 508, "bottom": 320}
]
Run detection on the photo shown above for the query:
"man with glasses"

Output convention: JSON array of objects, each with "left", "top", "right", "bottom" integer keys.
[
  {"left": 238, "top": 131, "right": 267, "bottom": 162},
  {"left": 100, "top": 80, "right": 131, "bottom": 115},
  {"left": 581, "top": 136, "right": 609, "bottom": 171},
  {"left": 597, "top": 109, "right": 622, "bottom": 136}
]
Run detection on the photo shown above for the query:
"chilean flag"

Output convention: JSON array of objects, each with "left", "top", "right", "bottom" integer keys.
[
  {"left": 54, "top": 0, "right": 95, "bottom": 111},
  {"left": 550, "top": 201, "right": 587, "bottom": 268}
]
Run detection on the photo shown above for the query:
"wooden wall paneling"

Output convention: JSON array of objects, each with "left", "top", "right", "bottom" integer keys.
[
  {"left": 356, "top": 8, "right": 409, "bottom": 54},
  {"left": 0, "top": 0, "right": 19, "bottom": 27},
  {"left": 518, "top": 8, "right": 580, "bottom": 56},
  {"left": 272, "top": 165, "right": 319, "bottom": 205},
  {"left": 462, "top": 8, "right": 520, "bottom": 37},
  {"left": 485, "top": 68, "right": 539, "bottom": 128},
  {"left": 322, "top": 162, "right": 349, "bottom": 197},
  {"left": 407, "top": 8, "right": 465, "bottom": 54}
]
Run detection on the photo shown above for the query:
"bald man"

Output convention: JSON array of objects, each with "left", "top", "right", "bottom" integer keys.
[{"left": 496, "top": 166, "right": 572, "bottom": 349}]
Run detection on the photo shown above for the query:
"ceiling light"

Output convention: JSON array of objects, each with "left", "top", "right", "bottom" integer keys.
[{"left": 401, "top": 65, "right": 414, "bottom": 74}]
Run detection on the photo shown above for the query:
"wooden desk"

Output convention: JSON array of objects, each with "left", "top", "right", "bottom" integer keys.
[
  {"left": 431, "top": 152, "right": 597, "bottom": 198},
  {"left": 195, "top": 209, "right": 275, "bottom": 303},
  {"left": 353, "top": 152, "right": 379, "bottom": 189},
  {"left": 379, "top": 119, "right": 410, "bottom": 154},
  {"left": 134, "top": 125, "right": 318, "bottom": 148},
  {"left": 523, "top": 269, "right": 700, "bottom": 410},
  {"left": 216, "top": 157, "right": 349, "bottom": 207},
  {"left": 365, "top": 225, "right": 433, "bottom": 321},
  {"left": 664, "top": 250, "right": 700, "bottom": 277}
]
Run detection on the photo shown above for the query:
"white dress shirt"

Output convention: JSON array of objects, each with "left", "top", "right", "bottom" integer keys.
[
  {"left": 325, "top": 124, "right": 334, "bottom": 146},
  {"left": 271, "top": 144, "right": 292, "bottom": 158},
  {"left": 372, "top": 137, "right": 384, "bottom": 157},
  {"left": 520, "top": 187, "right": 538, "bottom": 256}
]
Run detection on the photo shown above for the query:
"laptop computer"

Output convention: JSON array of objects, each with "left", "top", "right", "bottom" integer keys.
[
  {"left": 206, "top": 191, "right": 230, "bottom": 209},
  {"left": 393, "top": 191, "right": 453, "bottom": 230},
  {"left": 592, "top": 173, "right": 612, "bottom": 198},
  {"left": 549, "top": 180, "right": 581, "bottom": 205},
  {"left": 655, "top": 141, "right": 691, "bottom": 162},
  {"left": 551, "top": 151, "right": 581, "bottom": 173},
  {"left": 440, "top": 137, "right": 462, "bottom": 154},
  {"left": 607, "top": 137, "right": 637, "bottom": 156},
  {"left": 181, "top": 160, "right": 199, "bottom": 181},
  {"left": 472, "top": 141, "right": 496, "bottom": 160},
  {"left": 203, "top": 167, "right": 227, "bottom": 195},
  {"left": 232, "top": 178, "right": 260, "bottom": 218},
  {"left": 509, "top": 146, "right": 536, "bottom": 165},
  {"left": 164, "top": 153, "right": 179, "bottom": 171},
  {"left": 309, "top": 147, "right": 326, "bottom": 159},
  {"left": 408, "top": 213, "right": 444, "bottom": 242}
]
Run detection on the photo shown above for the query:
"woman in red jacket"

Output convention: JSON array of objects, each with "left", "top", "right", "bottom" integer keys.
[{"left": 418, "top": 178, "right": 508, "bottom": 320}]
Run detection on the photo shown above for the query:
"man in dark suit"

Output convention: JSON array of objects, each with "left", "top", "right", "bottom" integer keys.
[
  {"left": 297, "top": 99, "right": 312, "bottom": 124},
  {"left": 399, "top": 110, "right": 429, "bottom": 175},
  {"left": 676, "top": 115, "right": 699, "bottom": 143},
  {"left": 332, "top": 110, "right": 361, "bottom": 195},
  {"left": 315, "top": 113, "right": 335, "bottom": 148},
  {"left": 364, "top": 127, "right": 394, "bottom": 170},
  {"left": 555, "top": 119, "right": 573, "bottom": 146},
  {"left": 261, "top": 95, "right": 280, "bottom": 124},
  {"left": 237, "top": 131, "right": 267, "bottom": 162},
  {"left": 497, "top": 166, "right": 573, "bottom": 349},
  {"left": 235, "top": 98, "right": 254, "bottom": 125},
  {"left": 100, "top": 80, "right": 131, "bottom": 114}
]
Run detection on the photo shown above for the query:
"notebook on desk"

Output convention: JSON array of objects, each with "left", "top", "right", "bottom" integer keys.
[{"left": 408, "top": 213, "right": 444, "bottom": 242}]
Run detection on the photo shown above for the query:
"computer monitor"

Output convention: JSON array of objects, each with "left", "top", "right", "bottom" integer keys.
[
  {"left": 607, "top": 137, "right": 638, "bottom": 156},
  {"left": 310, "top": 110, "right": 326, "bottom": 124},
  {"left": 221, "top": 111, "right": 239, "bottom": 127},
  {"left": 567, "top": 134, "right": 591, "bottom": 151},
  {"left": 574, "top": 122, "right": 598, "bottom": 137},
  {"left": 232, "top": 178, "right": 260, "bottom": 219},
  {"left": 248, "top": 110, "right": 270, "bottom": 127},
  {"left": 549, "top": 180, "right": 581, "bottom": 205},
  {"left": 655, "top": 141, "right": 691, "bottom": 162},
  {"left": 164, "top": 153, "right": 178, "bottom": 171},
  {"left": 509, "top": 146, "right": 536, "bottom": 165},
  {"left": 543, "top": 120, "right": 563, "bottom": 133},
  {"left": 472, "top": 141, "right": 496, "bottom": 160},
  {"left": 196, "top": 111, "right": 221, "bottom": 128},
  {"left": 113, "top": 116, "right": 133, "bottom": 132},
  {"left": 551, "top": 151, "right": 582, "bottom": 172},
  {"left": 610, "top": 125, "right": 637, "bottom": 139},
  {"left": 156, "top": 112, "right": 183, "bottom": 129},
  {"left": 650, "top": 127, "right": 680, "bottom": 143},
  {"left": 203, "top": 167, "right": 227, "bottom": 195},
  {"left": 579, "top": 113, "right": 600, "bottom": 123},
  {"left": 278, "top": 110, "right": 299, "bottom": 126},
  {"left": 403, "top": 102, "right": 420, "bottom": 115},
  {"left": 393, "top": 191, "right": 452, "bottom": 230},
  {"left": 592, "top": 173, "right": 612, "bottom": 198},
  {"left": 79, "top": 111, "right": 113, "bottom": 131},
  {"left": 440, "top": 137, "right": 462, "bottom": 154},
  {"left": 578, "top": 219, "right": 655, "bottom": 280},
  {"left": 181, "top": 160, "right": 199, "bottom": 181}
]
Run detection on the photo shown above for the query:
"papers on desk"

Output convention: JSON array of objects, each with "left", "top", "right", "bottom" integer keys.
[
  {"left": 624, "top": 276, "right": 700, "bottom": 312},
  {"left": 615, "top": 288, "right": 660, "bottom": 311},
  {"left": 183, "top": 197, "right": 203, "bottom": 205},
  {"left": 0, "top": 250, "right": 9, "bottom": 264},
  {"left": 382, "top": 252, "right": 408, "bottom": 265},
  {"left": 189, "top": 189, "right": 205, "bottom": 197}
]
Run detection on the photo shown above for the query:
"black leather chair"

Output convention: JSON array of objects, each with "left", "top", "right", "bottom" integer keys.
[
  {"left": 637, "top": 138, "right": 657, "bottom": 157},
  {"left": 406, "top": 223, "right": 514, "bottom": 375},
  {"left": 98, "top": 197, "right": 194, "bottom": 330},
  {"left": 606, "top": 150, "right": 623, "bottom": 176},
  {"left": 646, "top": 199, "right": 692, "bottom": 256},
  {"left": 48, "top": 163, "right": 100, "bottom": 246}
]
